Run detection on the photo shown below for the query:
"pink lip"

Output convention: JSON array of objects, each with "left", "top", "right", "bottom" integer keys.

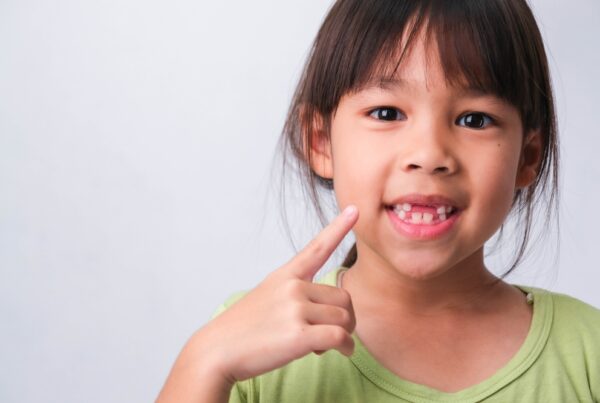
[{"left": 386, "top": 208, "right": 461, "bottom": 240}]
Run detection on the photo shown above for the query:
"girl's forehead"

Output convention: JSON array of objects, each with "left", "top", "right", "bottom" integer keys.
[
  {"left": 355, "top": 33, "right": 472, "bottom": 92},
  {"left": 349, "top": 34, "right": 499, "bottom": 102},
  {"left": 352, "top": 48, "right": 493, "bottom": 99},
  {"left": 347, "top": 19, "right": 502, "bottom": 102}
]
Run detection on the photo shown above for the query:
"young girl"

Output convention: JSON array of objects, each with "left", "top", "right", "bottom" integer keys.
[{"left": 158, "top": 0, "right": 600, "bottom": 401}]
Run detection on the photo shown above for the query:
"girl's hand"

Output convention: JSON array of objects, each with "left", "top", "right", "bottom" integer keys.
[{"left": 174, "top": 205, "right": 359, "bottom": 391}]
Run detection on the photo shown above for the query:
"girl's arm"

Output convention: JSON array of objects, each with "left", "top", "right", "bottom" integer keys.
[
  {"left": 156, "top": 206, "right": 359, "bottom": 403},
  {"left": 156, "top": 327, "right": 234, "bottom": 403}
]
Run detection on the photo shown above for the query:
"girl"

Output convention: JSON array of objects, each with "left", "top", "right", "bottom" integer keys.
[{"left": 158, "top": 0, "right": 600, "bottom": 402}]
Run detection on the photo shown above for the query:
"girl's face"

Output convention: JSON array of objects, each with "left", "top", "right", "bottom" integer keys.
[{"left": 311, "top": 37, "right": 541, "bottom": 280}]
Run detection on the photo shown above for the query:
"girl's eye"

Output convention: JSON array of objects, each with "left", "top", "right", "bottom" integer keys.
[
  {"left": 369, "top": 107, "right": 406, "bottom": 121},
  {"left": 456, "top": 113, "right": 494, "bottom": 129}
]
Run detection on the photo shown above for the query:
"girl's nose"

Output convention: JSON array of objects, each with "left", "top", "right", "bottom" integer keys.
[
  {"left": 405, "top": 162, "right": 451, "bottom": 174},
  {"left": 400, "top": 126, "right": 458, "bottom": 175}
]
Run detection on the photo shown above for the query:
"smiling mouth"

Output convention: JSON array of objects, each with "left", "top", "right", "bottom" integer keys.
[{"left": 386, "top": 203, "right": 459, "bottom": 225}]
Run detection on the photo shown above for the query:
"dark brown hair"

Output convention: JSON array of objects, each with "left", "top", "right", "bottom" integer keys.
[{"left": 278, "top": 0, "right": 559, "bottom": 276}]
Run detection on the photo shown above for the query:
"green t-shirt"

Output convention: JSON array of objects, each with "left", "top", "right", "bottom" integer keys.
[{"left": 213, "top": 267, "right": 600, "bottom": 402}]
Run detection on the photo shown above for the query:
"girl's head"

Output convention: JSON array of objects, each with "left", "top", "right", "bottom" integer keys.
[{"left": 280, "top": 0, "right": 558, "bottom": 278}]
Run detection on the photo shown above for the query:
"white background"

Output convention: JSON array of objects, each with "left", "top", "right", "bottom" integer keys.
[{"left": 1, "top": 1, "right": 599, "bottom": 402}]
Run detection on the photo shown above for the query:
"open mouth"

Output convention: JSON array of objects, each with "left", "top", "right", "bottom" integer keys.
[{"left": 386, "top": 203, "right": 460, "bottom": 225}]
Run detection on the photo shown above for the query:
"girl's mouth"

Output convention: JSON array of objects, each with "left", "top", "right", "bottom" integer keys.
[
  {"left": 385, "top": 203, "right": 461, "bottom": 240},
  {"left": 388, "top": 203, "right": 458, "bottom": 225}
]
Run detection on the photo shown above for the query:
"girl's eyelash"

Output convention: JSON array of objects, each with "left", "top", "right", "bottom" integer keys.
[
  {"left": 367, "top": 108, "right": 497, "bottom": 129},
  {"left": 368, "top": 107, "right": 406, "bottom": 121},
  {"left": 455, "top": 112, "right": 496, "bottom": 129}
]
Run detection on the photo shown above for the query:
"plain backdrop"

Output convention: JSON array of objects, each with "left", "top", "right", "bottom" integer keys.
[{"left": 1, "top": 1, "right": 599, "bottom": 402}]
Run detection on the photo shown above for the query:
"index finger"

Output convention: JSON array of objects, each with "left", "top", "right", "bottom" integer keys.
[{"left": 288, "top": 205, "right": 359, "bottom": 281}]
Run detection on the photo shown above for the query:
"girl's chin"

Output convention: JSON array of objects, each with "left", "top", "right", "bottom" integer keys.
[{"left": 360, "top": 251, "right": 457, "bottom": 282}]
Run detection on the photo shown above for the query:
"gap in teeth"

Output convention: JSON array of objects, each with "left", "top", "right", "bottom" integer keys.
[
  {"left": 392, "top": 205, "right": 453, "bottom": 224},
  {"left": 394, "top": 204, "right": 454, "bottom": 214}
]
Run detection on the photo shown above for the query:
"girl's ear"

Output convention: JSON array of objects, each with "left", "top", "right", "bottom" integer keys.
[
  {"left": 515, "top": 129, "right": 543, "bottom": 189},
  {"left": 305, "top": 112, "right": 334, "bottom": 180}
]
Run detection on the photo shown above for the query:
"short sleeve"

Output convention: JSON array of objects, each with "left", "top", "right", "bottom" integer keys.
[{"left": 228, "top": 381, "right": 247, "bottom": 403}]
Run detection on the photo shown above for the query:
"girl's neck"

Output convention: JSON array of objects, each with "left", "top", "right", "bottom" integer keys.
[{"left": 344, "top": 248, "right": 507, "bottom": 317}]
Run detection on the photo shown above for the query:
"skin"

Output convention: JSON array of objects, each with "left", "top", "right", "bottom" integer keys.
[
  {"left": 310, "top": 36, "right": 543, "bottom": 391},
  {"left": 157, "top": 207, "right": 360, "bottom": 402},
  {"left": 157, "top": 34, "right": 544, "bottom": 402}
]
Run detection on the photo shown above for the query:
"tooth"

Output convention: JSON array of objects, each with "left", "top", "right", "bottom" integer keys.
[
  {"left": 423, "top": 213, "right": 433, "bottom": 224},
  {"left": 436, "top": 206, "right": 446, "bottom": 215},
  {"left": 439, "top": 214, "right": 447, "bottom": 221},
  {"left": 402, "top": 203, "right": 412, "bottom": 212},
  {"left": 411, "top": 212, "right": 422, "bottom": 224},
  {"left": 446, "top": 206, "right": 453, "bottom": 213},
  {"left": 399, "top": 210, "right": 406, "bottom": 220}
]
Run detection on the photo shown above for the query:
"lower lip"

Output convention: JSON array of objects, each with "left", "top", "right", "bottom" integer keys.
[{"left": 386, "top": 208, "right": 460, "bottom": 240}]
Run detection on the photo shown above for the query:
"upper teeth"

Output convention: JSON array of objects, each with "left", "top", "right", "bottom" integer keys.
[
  {"left": 392, "top": 203, "right": 456, "bottom": 225},
  {"left": 394, "top": 203, "right": 454, "bottom": 214}
]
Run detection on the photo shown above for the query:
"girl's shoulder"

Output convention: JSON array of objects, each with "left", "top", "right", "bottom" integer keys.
[
  {"left": 521, "top": 285, "right": 600, "bottom": 323},
  {"left": 517, "top": 285, "right": 600, "bottom": 347},
  {"left": 549, "top": 290, "right": 600, "bottom": 319}
]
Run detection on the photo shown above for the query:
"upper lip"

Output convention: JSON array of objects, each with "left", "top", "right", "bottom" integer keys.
[{"left": 386, "top": 193, "right": 463, "bottom": 209}]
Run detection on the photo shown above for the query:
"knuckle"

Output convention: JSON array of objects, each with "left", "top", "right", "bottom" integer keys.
[
  {"left": 283, "top": 278, "right": 305, "bottom": 297},
  {"left": 337, "top": 308, "right": 353, "bottom": 328},
  {"left": 329, "top": 327, "right": 347, "bottom": 345},
  {"left": 288, "top": 300, "right": 306, "bottom": 321},
  {"left": 338, "top": 289, "right": 353, "bottom": 307}
]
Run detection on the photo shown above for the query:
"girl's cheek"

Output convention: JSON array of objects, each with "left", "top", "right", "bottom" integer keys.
[{"left": 478, "top": 161, "right": 519, "bottom": 212}]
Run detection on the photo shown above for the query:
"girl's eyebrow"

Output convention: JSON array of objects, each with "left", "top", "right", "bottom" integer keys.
[
  {"left": 378, "top": 77, "right": 411, "bottom": 91},
  {"left": 359, "top": 77, "right": 499, "bottom": 100},
  {"left": 358, "top": 77, "right": 410, "bottom": 92}
]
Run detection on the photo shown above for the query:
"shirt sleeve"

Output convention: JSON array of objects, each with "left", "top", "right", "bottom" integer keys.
[{"left": 228, "top": 382, "right": 247, "bottom": 403}]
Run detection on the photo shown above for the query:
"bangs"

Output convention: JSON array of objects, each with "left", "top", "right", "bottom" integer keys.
[
  {"left": 308, "top": 0, "right": 547, "bottom": 131},
  {"left": 356, "top": 7, "right": 496, "bottom": 95}
]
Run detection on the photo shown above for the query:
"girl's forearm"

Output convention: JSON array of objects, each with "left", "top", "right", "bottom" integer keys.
[
  {"left": 157, "top": 372, "right": 231, "bottom": 403},
  {"left": 156, "top": 330, "right": 233, "bottom": 403}
]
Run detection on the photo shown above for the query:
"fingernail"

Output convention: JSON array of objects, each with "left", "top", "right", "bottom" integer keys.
[{"left": 342, "top": 205, "right": 357, "bottom": 219}]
